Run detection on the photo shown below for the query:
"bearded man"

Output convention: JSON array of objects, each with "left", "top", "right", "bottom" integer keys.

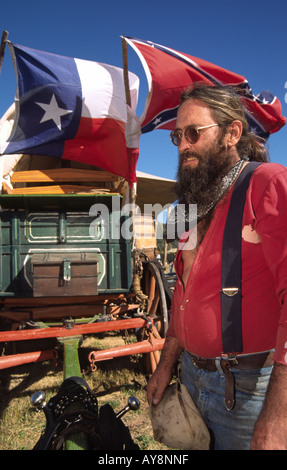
[{"left": 147, "top": 84, "right": 287, "bottom": 450}]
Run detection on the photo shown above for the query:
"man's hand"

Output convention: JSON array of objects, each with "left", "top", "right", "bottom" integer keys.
[
  {"left": 147, "top": 365, "right": 173, "bottom": 405},
  {"left": 146, "top": 336, "right": 183, "bottom": 406},
  {"left": 251, "top": 363, "right": 287, "bottom": 450}
]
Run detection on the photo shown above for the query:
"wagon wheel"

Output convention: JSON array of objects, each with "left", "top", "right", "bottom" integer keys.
[
  {"left": 139, "top": 261, "right": 171, "bottom": 373},
  {"left": 143, "top": 261, "right": 170, "bottom": 337}
]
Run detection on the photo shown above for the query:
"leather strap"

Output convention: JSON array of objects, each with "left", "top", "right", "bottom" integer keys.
[
  {"left": 221, "top": 364, "right": 236, "bottom": 411},
  {"left": 190, "top": 350, "right": 273, "bottom": 411},
  {"left": 189, "top": 350, "right": 274, "bottom": 372},
  {"left": 220, "top": 161, "right": 262, "bottom": 353}
]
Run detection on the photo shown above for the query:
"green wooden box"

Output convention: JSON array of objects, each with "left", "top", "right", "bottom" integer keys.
[{"left": 0, "top": 197, "right": 132, "bottom": 297}]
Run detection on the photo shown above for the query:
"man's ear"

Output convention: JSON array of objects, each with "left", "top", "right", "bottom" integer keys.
[{"left": 225, "top": 120, "right": 243, "bottom": 147}]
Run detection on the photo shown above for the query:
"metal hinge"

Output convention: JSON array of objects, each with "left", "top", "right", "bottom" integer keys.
[{"left": 63, "top": 258, "right": 71, "bottom": 283}]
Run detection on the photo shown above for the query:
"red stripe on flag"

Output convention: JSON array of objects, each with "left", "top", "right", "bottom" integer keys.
[
  {"left": 127, "top": 147, "right": 139, "bottom": 184},
  {"left": 62, "top": 117, "right": 133, "bottom": 180}
]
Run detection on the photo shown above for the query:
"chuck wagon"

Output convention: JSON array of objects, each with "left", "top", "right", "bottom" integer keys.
[
  {"left": 0, "top": 107, "right": 176, "bottom": 449},
  {"left": 0, "top": 123, "right": 176, "bottom": 374}
]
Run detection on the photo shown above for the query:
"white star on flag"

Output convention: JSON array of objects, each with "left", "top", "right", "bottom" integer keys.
[
  {"left": 152, "top": 117, "right": 162, "bottom": 126},
  {"left": 35, "top": 94, "right": 73, "bottom": 131}
]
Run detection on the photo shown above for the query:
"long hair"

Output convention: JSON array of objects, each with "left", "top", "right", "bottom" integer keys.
[{"left": 179, "top": 84, "right": 269, "bottom": 162}]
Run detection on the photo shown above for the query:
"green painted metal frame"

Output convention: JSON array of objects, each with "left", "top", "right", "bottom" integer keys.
[{"left": 58, "top": 336, "right": 88, "bottom": 450}]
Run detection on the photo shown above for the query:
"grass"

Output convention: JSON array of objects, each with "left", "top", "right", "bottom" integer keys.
[{"left": 0, "top": 331, "right": 169, "bottom": 451}]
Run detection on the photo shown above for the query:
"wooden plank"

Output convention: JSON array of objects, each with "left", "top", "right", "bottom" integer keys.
[
  {"left": 2, "top": 184, "right": 116, "bottom": 195},
  {"left": 89, "top": 338, "right": 164, "bottom": 370},
  {"left": 0, "top": 317, "right": 152, "bottom": 342},
  {"left": 0, "top": 293, "right": 129, "bottom": 307},
  {"left": 0, "top": 350, "right": 57, "bottom": 370},
  {"left": 10, "top": 168, "right": 120, "bottom": 183},
  {"left": 0, "top": 303, "right": 140, "bottom": 321}
]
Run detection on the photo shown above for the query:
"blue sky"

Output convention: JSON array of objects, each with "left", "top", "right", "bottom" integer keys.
[{"left": 0, "top": 0, "right": 286, "bottom": 181}]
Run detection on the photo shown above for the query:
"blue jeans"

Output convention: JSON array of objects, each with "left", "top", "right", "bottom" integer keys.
[{"left": 180, "top": 350, "right": 273, "bottom": 450}]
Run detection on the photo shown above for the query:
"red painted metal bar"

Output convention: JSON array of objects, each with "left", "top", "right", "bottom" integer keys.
[
  {"left": 89, "top": 338, "right": 165, "bottom": 371},
  {"left": 0, "top": 317, "right": 150, "bottom": 342},
  {"left": 0, "top": 349, "right": 57, "bottom": 370}
]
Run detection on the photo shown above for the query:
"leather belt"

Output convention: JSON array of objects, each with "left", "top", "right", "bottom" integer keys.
[{"left": 189, "top": 351, "right": 274, "bottom": 411}]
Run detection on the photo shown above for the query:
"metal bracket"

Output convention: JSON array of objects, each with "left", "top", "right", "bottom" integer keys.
[{"left": 63, "top": 258, "right": 71, "bottom": 283}]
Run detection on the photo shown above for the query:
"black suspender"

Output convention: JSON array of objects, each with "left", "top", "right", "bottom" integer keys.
[{"left": 220, "top": 162, "right": 262, "bottom": 353}]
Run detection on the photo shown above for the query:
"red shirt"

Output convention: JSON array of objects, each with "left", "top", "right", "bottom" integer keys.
[{"left": 167, "top": 163, "right": 287, "bottom": 364}]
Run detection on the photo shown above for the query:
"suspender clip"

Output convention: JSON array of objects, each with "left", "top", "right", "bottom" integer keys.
[{"left": 222, "top": 287, "right": 239, "bottom": 297}]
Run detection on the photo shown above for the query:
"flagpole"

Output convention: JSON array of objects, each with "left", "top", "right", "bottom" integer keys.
[
  {"left": 0, "top": 31, "right": 9, "bottom": 193},
  {"left": 0, "top": 30, "right": 9, "bottom": 75},
  {"left": 121, "top": 36, "right": 131, "bottom": 108},
  {"left": 121, "top": 36, "right": 137, "bottom": 249}
]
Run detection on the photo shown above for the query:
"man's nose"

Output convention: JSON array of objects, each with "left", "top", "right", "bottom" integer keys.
[{"left": 178, "top": 133, "right": 192, "bottom": 152}]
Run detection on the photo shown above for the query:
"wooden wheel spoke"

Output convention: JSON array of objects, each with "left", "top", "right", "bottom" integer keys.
[{"left": 142, "top": 262, "right": 169, "bottom": 338}]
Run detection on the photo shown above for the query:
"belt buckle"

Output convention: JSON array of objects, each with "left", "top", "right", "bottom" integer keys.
[
  {"left": 220, "top": 354, "right": 239, "bottom": 367},
  {"left": 190, "top": 354, "right": 200, "bottom": 369}
]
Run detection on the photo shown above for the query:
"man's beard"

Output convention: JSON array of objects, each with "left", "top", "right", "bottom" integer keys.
[{"left": 174, "top": 144, "right": 235, "bottom": 216}]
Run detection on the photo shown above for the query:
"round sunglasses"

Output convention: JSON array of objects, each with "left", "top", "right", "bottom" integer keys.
[{"left": 170, "top": 123, "right": 219, "bottom": 146}]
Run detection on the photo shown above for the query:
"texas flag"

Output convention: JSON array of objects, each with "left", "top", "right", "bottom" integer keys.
[
  {"left": 124, "top": 37, "right": 286, "bottom": 139},
  {"left": 0, "top": 43, "right": 140, "bottom": 183}
]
